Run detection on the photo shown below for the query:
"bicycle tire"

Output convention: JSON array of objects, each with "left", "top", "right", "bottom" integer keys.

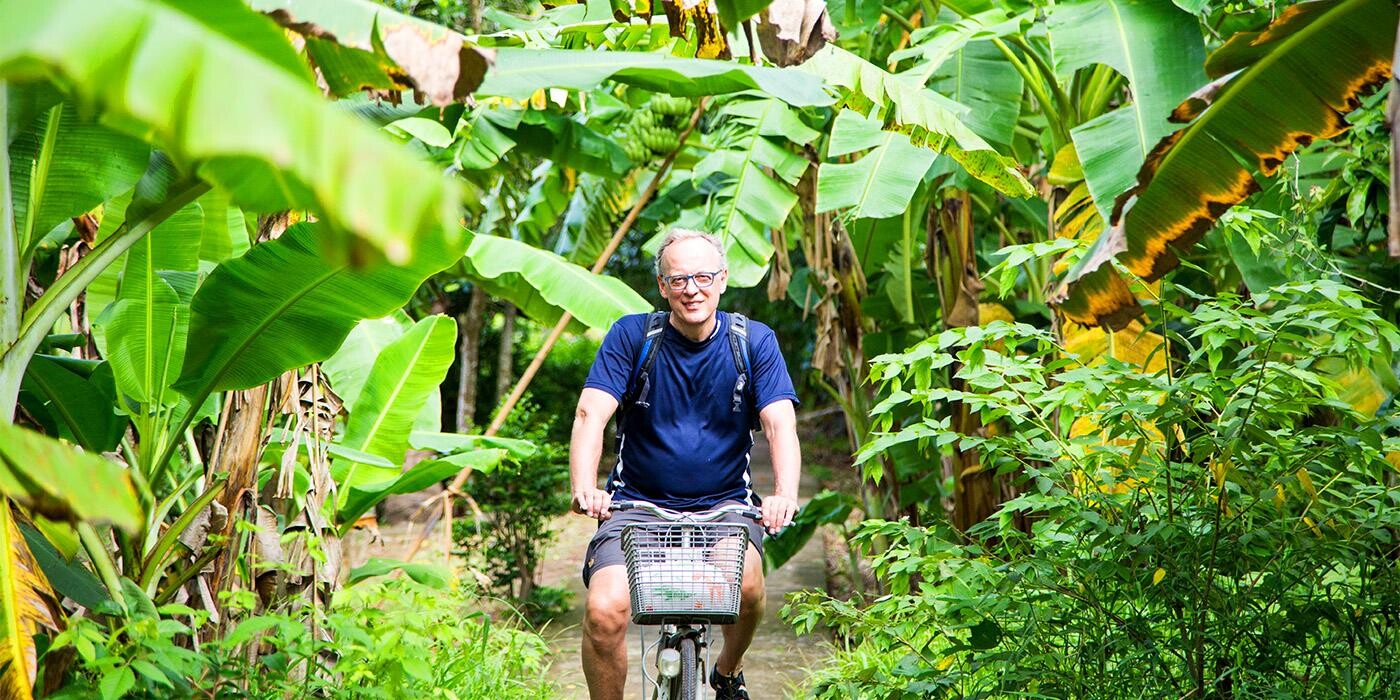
[{"left": 678, "top": 637, "right": 698, "bottom": 700}]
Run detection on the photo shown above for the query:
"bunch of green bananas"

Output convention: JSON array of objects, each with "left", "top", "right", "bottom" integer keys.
[
  {"left": 618, "top": 94, "right": 694, "bottom": 165},
  {"left": 649, "top": 95, "right": 693, "bottom": 117}
]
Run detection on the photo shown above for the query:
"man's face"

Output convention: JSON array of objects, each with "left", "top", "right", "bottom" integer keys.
[{"left": 657, "top": 238, "right": 727, "bottom": 329}]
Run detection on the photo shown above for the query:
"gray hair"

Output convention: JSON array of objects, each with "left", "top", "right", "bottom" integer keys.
[{"left": 653, "top": 227, "right": 727, "bottom": 277}]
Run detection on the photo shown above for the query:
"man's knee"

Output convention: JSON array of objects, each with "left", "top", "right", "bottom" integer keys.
[
  {"left": 585, "top": 567, "right": 631, "bottom": 645},
  {"left": 740, "top": 545, "right": 765, "bottom": 611}
]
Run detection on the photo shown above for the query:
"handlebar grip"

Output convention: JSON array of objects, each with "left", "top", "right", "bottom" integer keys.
[{"left": 609, "top": 501, "right": 635, "bottom": 512}]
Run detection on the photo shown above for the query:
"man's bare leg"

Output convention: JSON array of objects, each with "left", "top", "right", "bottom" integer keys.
[
  {"left": 714, "top": 542, "right": 765, "bottom": 676},
  {"left": 583, "top": 565, "right": 631, "bottom": 700}
]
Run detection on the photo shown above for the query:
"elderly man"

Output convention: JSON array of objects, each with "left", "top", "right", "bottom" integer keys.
[{"left": 570, "top": 228, "right": 802, "bottom": 700}]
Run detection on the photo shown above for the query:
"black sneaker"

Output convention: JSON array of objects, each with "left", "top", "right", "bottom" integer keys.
[{"left": 710, "top": 666, "right": 751, "bottom": 700}]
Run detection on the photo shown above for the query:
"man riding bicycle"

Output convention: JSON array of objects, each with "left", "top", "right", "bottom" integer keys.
[{"left": 570, "top": 228, "right": 801, "bottom": 700}]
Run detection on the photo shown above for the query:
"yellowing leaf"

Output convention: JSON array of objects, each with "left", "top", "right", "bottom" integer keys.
[
  {"left": 0, "top": 502, "right": 61, "bottom": 700},
  {"left": 1296, "top": 467, "right": 1317, "bottom": 498},
  {"left": 1151, "top": 567, "right": 1166, "bottom": 586},
  {"left": 1063, "top": 319, "right": 1167, "bottom": 373}
]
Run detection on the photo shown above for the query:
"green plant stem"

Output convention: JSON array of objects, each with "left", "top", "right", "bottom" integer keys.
[
  {"left": 79, "top": 522, "right": 128, "bottom": 613},
  {"left": 0, "top": 180, "right": 211, "bottom": 419},
  {"left": 882, "top": 5, "right": 917, "bottom": 32},
  {"left": 139, "top": 478, "right": 225, "bottom": 594},
  {"left": 153, "top": 545, "right": 221, "bottom": 605},
  {"left": 1080, "top": 64, "right": 1120, "bottom": 122},
  {"left": 1008, "top": 35, "right": 1075, "bottom": 128},
  {"left": 989, "top": 39, "right": 1062, "bottom": 142},
  {"left": 920, "top": 0, "right": 939, "bottom": 22},
  {"left": 0, "top": 83, "right": 22, "bottom": 422}
]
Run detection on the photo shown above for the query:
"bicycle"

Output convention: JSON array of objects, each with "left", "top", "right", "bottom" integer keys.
[{"left": 609, "top": 500, "right": 762, "bottom": 700}]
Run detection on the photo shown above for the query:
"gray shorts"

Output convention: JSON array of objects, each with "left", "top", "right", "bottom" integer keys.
[{"left": 581, "top": 501, "right": 766, "bottom": 588}]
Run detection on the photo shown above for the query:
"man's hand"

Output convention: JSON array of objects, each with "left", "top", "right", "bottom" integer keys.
[
  {"left": 760, "top": 494, "right": 798, "bottom": 534},
  {"left": 572, "top": 488, "right": 613, "bottom": 521}
]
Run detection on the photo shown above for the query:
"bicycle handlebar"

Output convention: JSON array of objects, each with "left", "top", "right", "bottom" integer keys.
[{"left": 609, "top": 500, "right": 763, "bottom": 523}]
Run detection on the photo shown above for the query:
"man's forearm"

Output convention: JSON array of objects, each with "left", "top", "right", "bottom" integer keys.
[
  {"left": 570, "top": 412, "right": 606, "bottom": 492},
  {"left": 769, "top": 426, "right": 801, "bottom": 498}
]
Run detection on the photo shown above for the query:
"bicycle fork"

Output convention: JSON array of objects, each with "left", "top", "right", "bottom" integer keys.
[{"left": 643, "top": 623, "right": 709, "bottom": 700}]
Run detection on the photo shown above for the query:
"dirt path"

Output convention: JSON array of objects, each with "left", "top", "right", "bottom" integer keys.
[{"left": 537, "top": 435, "right": 830, "bottom": 699}]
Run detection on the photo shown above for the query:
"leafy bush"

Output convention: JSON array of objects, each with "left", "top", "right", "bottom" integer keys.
[
  {"left": 455, "top": 397, "right": 573, "bottom": 625},
  {"left": 787, "top": 281, "right": 1400, "bottom": 698},
  {"left": 44, "top": 575, "right": 556, "bottom": 699}
]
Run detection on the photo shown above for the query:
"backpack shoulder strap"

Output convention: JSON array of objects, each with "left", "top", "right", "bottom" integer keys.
[
  {"left": 630, "top": 311, "right": 669, "bottom": 409},
  {"left": 727, "top": 313, "right": 752, "bottom": 416}
]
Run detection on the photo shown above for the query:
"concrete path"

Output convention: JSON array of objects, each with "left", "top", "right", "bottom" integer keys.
[{"left": 537, "top": 434, "right": 830, "bottom": 699}]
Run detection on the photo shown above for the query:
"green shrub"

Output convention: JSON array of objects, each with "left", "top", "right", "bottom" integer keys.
[
  {"left": 44, "top": 576, "right": 556, "bottom": 699},
  {"left": 788, "top": 281, "right": 1400, "bottom": 698},
  {"left": 455, "top": 397, "right": 573, "bottom": 625}
]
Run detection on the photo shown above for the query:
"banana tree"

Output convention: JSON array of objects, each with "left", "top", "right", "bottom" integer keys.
[{"left": 1055, "top": 0, "right": 1398, "bottom": 329}]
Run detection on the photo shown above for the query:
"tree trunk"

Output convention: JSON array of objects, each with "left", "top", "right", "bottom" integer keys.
[
  {"left": 208, "top": 384, "right": 270, "bottom": 598},
  {"left": 456, "top": 286, "right": 486, "bottom": 432},
  {"left": 494, "top": 302, "right": 516, "bottom": 407}
]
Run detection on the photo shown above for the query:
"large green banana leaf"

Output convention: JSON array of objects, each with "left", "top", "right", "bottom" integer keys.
[
  {"left": 335, "top": 450, "right": 505, "bottom": 532},
  {"left": 1055, "top": 0, "right": 1396, "bottom": 328},
  {"left": 251, "top": 0, "right": 491, "bottom": 106},
  {"left": 1050, "top": 0, "right": 1206, "bottom": 221},
  {"left": 87, "top": 189, "right": 247, "bottom": 357},
  {"left": 698, "top": 96, "right": 818, "bottom": 287},
  {"left": 332, "top": 315, "right": 457, "bottom": 505},
  {"left": 464, "top": 234, "right": 653, "bottom": 330},
  {"left": 0, "top": 501, "right": 60, "bottom": 700},
  {"left": 7, "top": 99, "right": 148, "bottom": 256},
  {"left": 19, "top": 357, "right": 125, "bottom": 453},
  {"left": 100, "top": 200, "right": 203, "bottom": 409},
  {"left": 173, "top": 222, "right": 459, "bottom": 409},
  {"left": 926, "top": 40, "right": 1023, "bottom": 148},
  {"left": 478, "top": 48, "right": 832, "bottom": 108},
  {"left": 799, "top": 45, "right": 1033, "bottom": 198},
  {"left": 0, "top": 0, "right": 461, "bottom": 264},
  {"left": 409, "top": 431, "right": 538, "bottom": 461},
  {"left": 817, "top": 110, "right": 936, "bottom": 220},
  {"left": 323, "top": 314, "right": 439, "bottom": 432},
  {"left": 0, "top": 423, "right": 142, "bottom": 532}
]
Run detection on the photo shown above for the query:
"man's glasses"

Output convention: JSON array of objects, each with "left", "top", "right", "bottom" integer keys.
[{"left": 660, "top": 270, "right": 724, "bottom": 291}]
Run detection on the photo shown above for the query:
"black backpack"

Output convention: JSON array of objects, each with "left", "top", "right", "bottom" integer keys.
[{"left": 616, "top": 311, "right": 756, "bottom": 448}]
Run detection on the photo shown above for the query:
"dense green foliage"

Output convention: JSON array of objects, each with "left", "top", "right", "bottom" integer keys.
[
  {"left": 1, "top": 0, "right": 1396, "bottom": 695},
  {"left": 788, "top": 281, "right": 1400, "bottom": 697},
  {"left": 454, "top": 398, "right": 573, "bottom": 624},
  {"left": 47, "top": 576, "right": 553, "bottom": 699}
]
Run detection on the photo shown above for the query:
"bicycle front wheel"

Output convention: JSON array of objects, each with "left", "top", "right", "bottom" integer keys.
[{"left": 678, "top": 637, "right": 698, "bottom": 700}]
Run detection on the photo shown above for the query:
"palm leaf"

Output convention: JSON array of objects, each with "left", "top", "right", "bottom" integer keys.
[
  {"left": 1055, "top": 0, "right": 1396, "bottom": 328},
  {"left": 322, "top": 313, "right": 440, "bottom": 432},
  {"left": 817, "top": 110, "right": 936, "bottom": 221},
  {"left": 7, "top": 99, "right": 149, "bottom": 256}
]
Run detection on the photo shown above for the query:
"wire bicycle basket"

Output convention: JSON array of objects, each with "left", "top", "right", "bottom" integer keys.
[{"left": 621, "top": 521, "right": 749, "bottom": 625}]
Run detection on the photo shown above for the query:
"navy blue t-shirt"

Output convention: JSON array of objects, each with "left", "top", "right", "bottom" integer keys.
[{"left": 584, "top": 311, "right": 798, "bottom": 511}]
